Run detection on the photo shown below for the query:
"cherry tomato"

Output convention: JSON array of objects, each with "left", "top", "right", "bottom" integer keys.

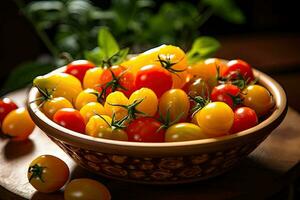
[
  {"left": 128, "top": 88, "right": 158, "bottom": 117},
  {"left": 75, "top": 88, "right": 98, "bottom": 110},
  {"left": 83, "top": 67, "right": 103, "bottom": 89},
  {"left": 99, "top": 65, "right": 135, "bottom": 98},
  {"left": 210, "top": 84, "right": 241, "bottom": 108},
  {"left": 183, "top": 77, "right": 210, "bottom": 98},
  {"left": 33, "top": 73, "right": 82, "bottom": 103},
  {"left": 1, "top": 108, "right": 35, "bottom": 141},
  {"left": 86, "top": 115, "right": 112, "bottom": 137},
  {"left": 195, "top": 102, "right": 234, "bottom": 137},
  {"left": 165, "top": 123, "right": 208, "bottom": 142},
  {"left": 80, "top": 102, "right": 106, "bottom": 123},
  {"left": 242, "top": 85, "right": 274, "bottom": 116},
  {"left": 28, "top": 155, "right": 69, "bottom": 193},
  {"left": 187, "top": 58, "right": 228, "bottom": 87},
  {"left": 96, "top": 127, "right": 128, "bottom": 141},
  {"left": 65, "top": 60, "right": 95, "bottom": 83},
  {"left": 53, "top": 108, "right": 85, "bottom": 133},
  {"left": 64, "top": 179, "right": 111, "bottom": 200},
  {"left": 0, "top": 97, "right": 18, "bottom": 123},
  {"left": 126, "top": 117, "right": 165, "bottom": 142},
  {"left": 104, "top": 91, "right": 129, "bottom": 120},
  {"left": 158, "top": 89, "right": 190, "bottom": 122},
  {"left": 42, "top": 97, "right": 73, "bottom": 119},
  {"left": 230, "top": 107, "right": 258, "bottom": 133},
  {"left": 135, "top": 64, "right": 173, "bottom": 97},
  {"left": 222, "top": 59, "right": 254, "bottom": 83}
]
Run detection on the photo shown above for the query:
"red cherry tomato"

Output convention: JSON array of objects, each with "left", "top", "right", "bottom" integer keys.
[
  {"left": 99, "top": 65, "right": 135, "bottom": 98},
  {"left": 222, "top": 59, "right": 254, "bottom": 83},
  {"left": 135, "top": 65, "right": 173, "bottom": 98},
  {"left": 230, "top": 107, "right": 258, "bottom": 134},
  {"left": 53, "top": 108, "right": 85, "bottom": 133},
  {"left": 0, "top": 98, "right": 18, "bottom": 123},
  {"left": 126, "top": 117, "right": 165, "bottom": 142},
  {"left": 65, "top": 60, "right": 95, "bottom": 83},
  {"left": 210, "top": 84, "right": 241, "bottom": 108}
]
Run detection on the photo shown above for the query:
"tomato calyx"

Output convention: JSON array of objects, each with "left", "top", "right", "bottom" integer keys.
[
  {"left": 226, "top": 93, "right": 243, "bottom": 108},
  {"left": 157, "top": 108, "right": 184, "bottom": 132},
  {"left": 28, "top": 164, "right": 46, "bottom": 182},
  {"left": 97, "top": 113, "right": 127, "bottom": 130},
  {"left": 107, "top": 98, "right": 146, "bottom": 121},
  {"left": 157, "top": 55, "right": 186, "bottom": 74},
  {"left": 31, "top": 86, "right": 55, "bottom": 107},
  {"left": 97, "top": 69, "right": 128, "bottom": 103},
  {"left": 189, "top": 95, "right": 210, "bottom": 116}
]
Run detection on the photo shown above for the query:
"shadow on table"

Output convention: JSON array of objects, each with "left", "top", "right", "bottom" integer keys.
[
  {"left": 68, "top": 158, "right": 282, "bottom": 200},
  {"left": 4, "top": 139, "right": 34, "bottom": 160}
]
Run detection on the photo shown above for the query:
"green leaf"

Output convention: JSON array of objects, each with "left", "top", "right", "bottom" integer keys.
[
  {"left": 202, "top": 0, "right": 245, "bottom": 24},
  {"left": 107, "top": 48, "right": 129, "bottom": 65},
  {"left": 187, "top": 36, "right": 220, "bottom": 64},
  {"left": 97, "top": 27, "right": 119, "bottom": 60},
  {"left": 84, "top": 47, "right": 105, "bottom": 65},
  {"left": 0, "top": 58, "right": 55, "bottom": 96}
]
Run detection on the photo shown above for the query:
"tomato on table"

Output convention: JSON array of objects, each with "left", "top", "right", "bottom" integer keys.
[
  {"left": 53, "top": 108, "right": 86, "bottom": 133},
  {"left": 28, "top": 155, "right": 69, "bottom": 193},
  {"left": 195, "top": 102, "right": 234, "bottom": 137},
  {"left": 242, "top": 85, "right": 274, "bottom": 116},
  {"left": 135, "top": 64, "right": 173, "bottom": 98},
  {"left": 0, "top": 97, "right": 18, "bottom": 123},
  {"left": 1, "top": 108, "right": 35, "bottom": 141},
  {"left": 210, "top": 84, "right": 242, "bottom": 108},
  {"left": 65, "top": 60, "right": 95, "bottom": 83},
  {"left": 230, "top": 107, "right": 258, "bottom": 133},
  {"left": 126, "top": 117, "right": 165, "bottom": 142},
  {"left": 64, "top": 179, "right": 111, "bottom": 200}
]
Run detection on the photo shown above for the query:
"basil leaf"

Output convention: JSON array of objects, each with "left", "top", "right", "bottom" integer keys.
[
  {"left": 98, "top": 27, "right": 119, "bottom": 60},
  {"left": 107, "top": 48, "right": 129, "bottom": 65},
  {"left": 84, "top": 47, "right": 105, "bottom": 65},
  {"left": 187, "top": 36, "right": 220, "bottom": 65}
]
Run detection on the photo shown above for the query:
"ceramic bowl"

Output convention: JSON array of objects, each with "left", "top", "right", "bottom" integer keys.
[{"left": 28, "top": 66, "right": 287, "bottom": 184}]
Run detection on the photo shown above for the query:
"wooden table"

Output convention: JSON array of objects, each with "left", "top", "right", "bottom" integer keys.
[{"left": 1, "top": 88, "right": 300, "bottom": 200}]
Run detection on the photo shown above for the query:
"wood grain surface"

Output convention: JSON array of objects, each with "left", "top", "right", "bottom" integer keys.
[{"left": 0, "top": 88, "right": 300, "bottom": 200}]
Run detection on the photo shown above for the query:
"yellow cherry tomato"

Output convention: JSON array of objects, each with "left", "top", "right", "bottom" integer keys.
[
  {"left": 86, "top": 115, "right": 112, "bottom": 137},
  {"left": 75, "top": 88, "right": 98, "bottom": 110},
  {"left": 104, "top": 91, "right": 129, "bottom": 120},
  {"left": 96, "top": 127, "right": 128, "bottom": 141},
  {"left": 122, "top": 45, "right": 189, "bottom": 88},
  {"left": 42, "top": 97, "right": 73, "bottom": 119},
  {"left": 242, "top": 85, "right": 274, "bottom": 116},
  {"left": 165, "top": 123, "right": 208, "bottom": 142},
  {"left": 80, "top": 102, "right": 106, "bottom": 123},
  {"left": 83, "top": 67, "right": 103, "bottom": 90},
  {"left": 64, "top": 179, "right": 111, "bottom": 200},
  {"left": 129, "top": 88, "right": 158, "bottom": 116},
  {"left": 158, "top": 89, "right": 190, "bottom": 122},
  {"left": 28, "top": 155, "right": 69, "bottom": 193},
  {"left": 2, "top": 108, "right": 35, "bottom": 141},
  {"left": 195, "top": 102, "right": 234, "bottom": 137},
  {"left": 33, "top": 73, "right": 82, "bottom": 103},
  {"left": 187, "top": 58, "right": 228, "bottom": 87}
]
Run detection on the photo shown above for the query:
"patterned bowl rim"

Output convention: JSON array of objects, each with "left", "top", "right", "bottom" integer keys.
[{"left": 27, "top": 65, "right": 287, "bottom": 149}]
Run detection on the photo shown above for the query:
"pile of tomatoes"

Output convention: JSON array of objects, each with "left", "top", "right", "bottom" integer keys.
[
  {"left": 0, "top": 98, "right": 35, "bottom": 140},
  {"left": 33, "top": 45, "right": 275, "bottom": 143}
]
